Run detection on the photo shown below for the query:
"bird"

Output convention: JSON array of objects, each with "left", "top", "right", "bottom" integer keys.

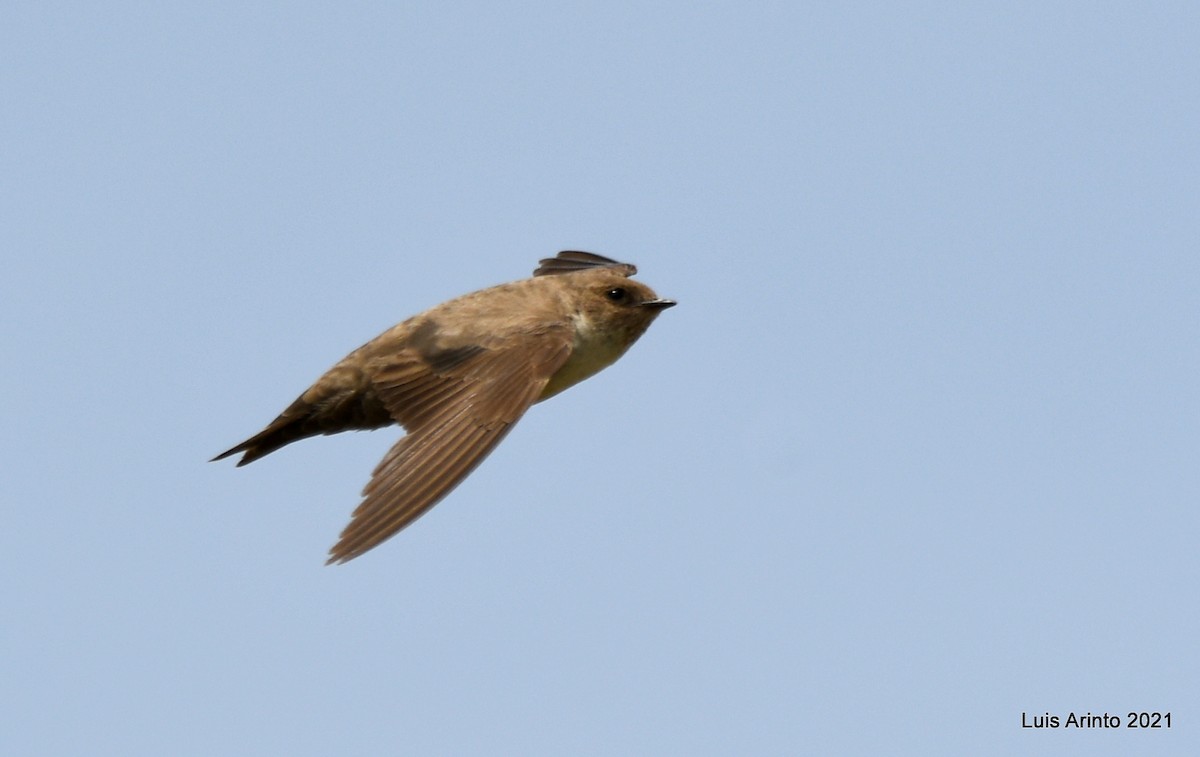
[{"left": 212, "top": 251, "right": 675, "bottom": 564}]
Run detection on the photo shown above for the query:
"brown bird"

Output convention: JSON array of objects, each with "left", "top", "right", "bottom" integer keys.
[{"left": 213, "top": 251, "right": 675, "bottom": 564}]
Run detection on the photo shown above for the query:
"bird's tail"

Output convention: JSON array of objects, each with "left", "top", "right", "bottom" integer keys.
[{"left": 210, "top": 397, "right": 321, "bottom": 466}]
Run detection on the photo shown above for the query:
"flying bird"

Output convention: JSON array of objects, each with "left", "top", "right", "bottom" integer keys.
[{"left": 213, "top": 251, "right": 675, "bottom": 564}]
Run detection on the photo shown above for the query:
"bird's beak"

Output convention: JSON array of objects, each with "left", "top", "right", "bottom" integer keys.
[{"left": 640, "top": 298, "right": 677, "bottom": 310}]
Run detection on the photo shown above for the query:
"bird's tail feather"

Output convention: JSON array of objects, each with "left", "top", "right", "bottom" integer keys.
[{"left": 210, "top": 398, "right": 319, "bottom": 466}]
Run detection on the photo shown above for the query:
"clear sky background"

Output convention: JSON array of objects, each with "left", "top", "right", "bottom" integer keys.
[{"left": 3, "top": 2, "right": 1196, "bottom": 755}]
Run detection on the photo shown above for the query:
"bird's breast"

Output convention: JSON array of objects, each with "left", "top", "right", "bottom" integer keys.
[{"left": 538, "top": 311, "right": 630, "bottom": 401}]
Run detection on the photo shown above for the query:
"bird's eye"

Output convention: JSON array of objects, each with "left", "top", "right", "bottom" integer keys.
[{"left": 605, "top": 287, "right": 628, "bottom": 303}]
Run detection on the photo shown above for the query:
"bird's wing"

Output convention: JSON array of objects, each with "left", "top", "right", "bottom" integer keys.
[
  {"left": 534, "top": 250, "right": 636, "bottom": 277},
  {"left": 326, "top": 329, "right": 572, "bottom": 563}
]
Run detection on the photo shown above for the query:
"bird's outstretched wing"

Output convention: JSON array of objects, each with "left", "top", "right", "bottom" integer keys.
[
  {"left": 533, "top": 250, "right": 636, "bottom": 277},
  {"left": 326, "top": 329, "right": 572, "bottom": 563}
]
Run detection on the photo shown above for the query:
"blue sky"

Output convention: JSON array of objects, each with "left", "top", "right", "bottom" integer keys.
[{"left": 3, "top": 2, "right": 1196, "bottom": 754}]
